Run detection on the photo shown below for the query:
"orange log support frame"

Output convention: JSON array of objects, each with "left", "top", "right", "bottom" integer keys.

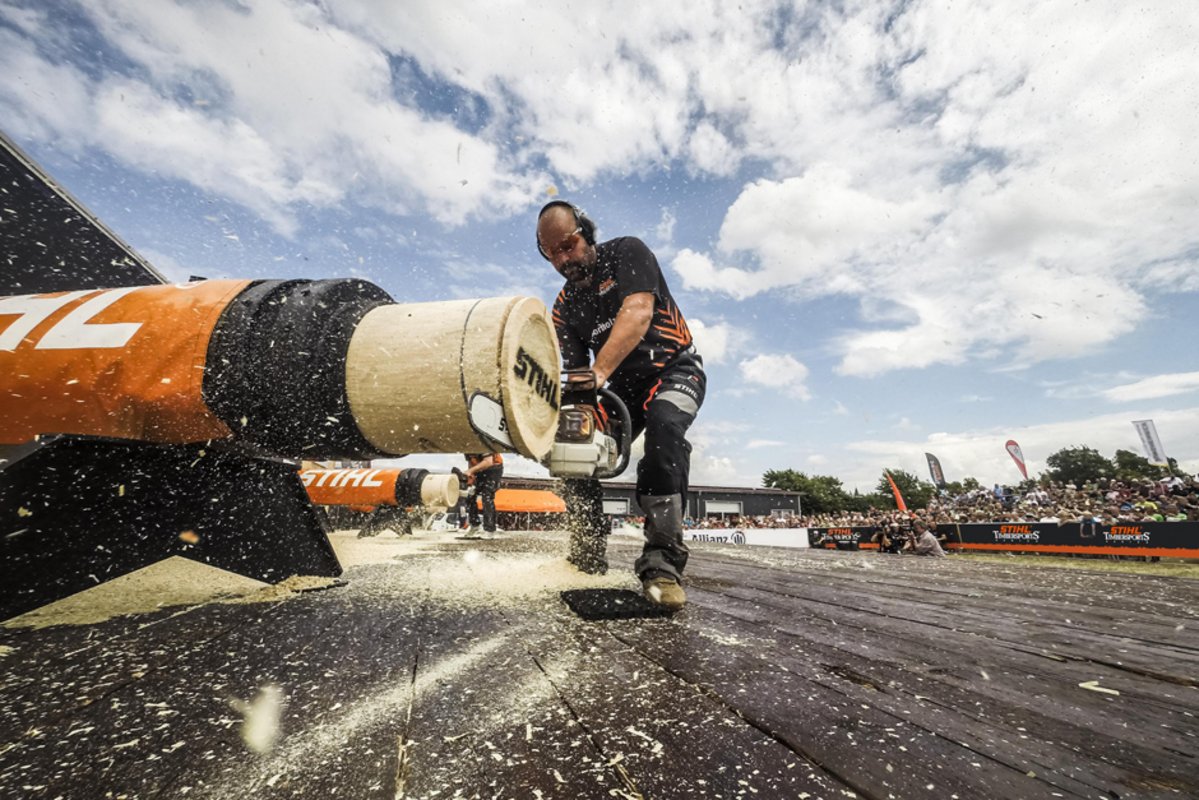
[
  {"left": 300, "top": 467, "right": 459, "bottom": 509},
  {"left": 489, "top": 488, "right": 567, "bottom": 514},
  {"left": 0, "top": 280, "right": 561, "bottom": 461},
  {"left": 0, "top": 280, "right": 249, "bottom": 445}
]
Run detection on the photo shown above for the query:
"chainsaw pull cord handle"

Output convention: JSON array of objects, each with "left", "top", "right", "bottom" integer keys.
[{"left": 594, "top": 387, "right": 632, "bottom": 479}]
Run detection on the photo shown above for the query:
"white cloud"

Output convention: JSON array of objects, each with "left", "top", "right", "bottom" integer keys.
[
  {"left": 96, "top": 80, "right": 334, "bottom": 236},
  {"left": 688, "top": 317, "right": 749, "bottom": 365},
  {"left": 841, "top": 406, "right": 1199, "bottom": 492},
  {"left": 685, "top": 429, "right": 757, "bottom": 486},
  {"left": 684, "top": 418, "right": 770, "bottom": 487},
  {"left": 3, "top": 0, "right": 549, "bottom": 233},
  {"left": 689, "top": 451, "right": 745, "bottom": 487},
  {"left": 738, "top": 353, "right": 811, "bottom": 400},
  {"left": 671, "top": 249, "right": 765, "bottom": 302},
  {"left": 746, "top": 439, "right": 785, "bottom": 450},
  {"left": 671, "top": 1, "right": 1197, "bottom": 376},
  {"left": 0, "top": 28, "right": 94, "bottom": 142},
  {"left": 1102, "top": 372, "right": 1199, "bottom": 403},
  {"left": 687, "top": 121, "right": 739, "bottom": 177}
]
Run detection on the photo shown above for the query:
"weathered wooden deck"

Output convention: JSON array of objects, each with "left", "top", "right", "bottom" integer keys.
[{"left": 2, "top": 531, "right": 1196, "bottom": 799}]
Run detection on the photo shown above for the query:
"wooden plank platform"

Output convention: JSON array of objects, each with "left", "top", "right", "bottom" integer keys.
[{"left": 2, "top": 531, "right": 1196, "bottom": 799}]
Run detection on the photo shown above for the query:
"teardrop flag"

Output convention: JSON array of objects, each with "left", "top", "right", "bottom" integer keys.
[
  {"left": 885, "top": 470, "right": 908, "bottom": 512},
  {"left": 925, "top": 452, "right": 947, "bottom": 489},
  {"left": 1005, "top": 440, "right": 1028, "bottom": 480}
]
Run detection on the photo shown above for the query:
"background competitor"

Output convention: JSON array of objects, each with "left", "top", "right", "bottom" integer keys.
[{"left": 463, "top": 452, "right": 504, "bottom": 537}]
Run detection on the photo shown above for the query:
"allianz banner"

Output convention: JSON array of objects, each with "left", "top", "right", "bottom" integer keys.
[
  {"left": 936, "top": 521, "right": 1199, "bottom": 558},
  {"left": 684, "top": 529, "right": 810, "bottom": 549}
]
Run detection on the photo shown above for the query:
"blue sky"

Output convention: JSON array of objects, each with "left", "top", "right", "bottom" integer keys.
[{"left": 2, "top": 0, "right": 1197, "bottom": 491}]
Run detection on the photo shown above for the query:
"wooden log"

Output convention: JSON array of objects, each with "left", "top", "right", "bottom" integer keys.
[{"left": 345, "top": 296, "right": 561, "bottom": 461}]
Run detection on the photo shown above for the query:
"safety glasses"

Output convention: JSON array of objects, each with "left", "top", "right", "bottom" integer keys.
[{"left": 537, "top": 226, "right": 583, "bottom": 261}]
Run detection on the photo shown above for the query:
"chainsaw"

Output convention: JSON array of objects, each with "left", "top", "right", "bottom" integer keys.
[{"left": 544, "top": 369, "right": 632, "bottom": 479}]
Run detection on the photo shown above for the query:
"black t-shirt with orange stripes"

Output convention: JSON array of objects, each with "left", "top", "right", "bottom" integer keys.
[{"left": 552, "top": 236, "right": 694, "bottom": 395}]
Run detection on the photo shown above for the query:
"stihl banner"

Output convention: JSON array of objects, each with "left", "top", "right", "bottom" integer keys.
[
  {"left": 802, "top": 522, "right": 1199, "bottom": 558},
  {"left": 938, "top": 521, "right": 1199, "bottom": 559}
]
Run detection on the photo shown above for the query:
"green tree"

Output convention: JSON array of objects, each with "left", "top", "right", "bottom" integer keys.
[
  {"left": 846, "top": 491, "right": 891, "bottom": 513},
  {"left": 944, "top": 476, "right": 982, "bottom": 495},
  {"left": 1044, "top": 446, "right": 1112, "bottom": 485},
  {"left": 875, "top": 468, "right": 935, "bottom": 509},
  {"left": 762, "top": 469, "right": 852, "bottom": 514},
  {"left": 1112, "top": 449, "right": 1164, "bottom": 482}
]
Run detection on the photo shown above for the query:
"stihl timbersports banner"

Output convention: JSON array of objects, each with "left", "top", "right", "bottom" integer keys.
[{"left": 802, "top": 523, "right": 1199, "bottom": 558}]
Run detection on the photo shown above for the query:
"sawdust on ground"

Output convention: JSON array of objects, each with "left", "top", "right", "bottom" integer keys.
[{"left": 2, "top": 529, "right": 627, "bottom": 628}]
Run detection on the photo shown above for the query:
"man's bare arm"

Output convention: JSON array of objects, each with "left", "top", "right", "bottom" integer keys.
[
  {"left": 466, "top": 455, "right": 496, "bottom": 476},
  {"left": 590, "top": 292, "right": 654, "bottom": 386}
]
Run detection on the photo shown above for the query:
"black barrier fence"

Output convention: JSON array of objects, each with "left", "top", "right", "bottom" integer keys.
[{"left": 808, "top": 522, "right": 1199, "bottom": 558}]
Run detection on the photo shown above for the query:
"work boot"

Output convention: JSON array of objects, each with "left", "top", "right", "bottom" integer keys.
[
  {"left": 634, "top": 494, "right": 689, "bottom": 580},
  {"left": 642, "top": 576, "right": 686, "bottom": 611}
]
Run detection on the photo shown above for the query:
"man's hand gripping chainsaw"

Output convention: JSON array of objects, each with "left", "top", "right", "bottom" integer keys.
[{"left": 544, "top": 368, "right": 632, "bottom": 479}]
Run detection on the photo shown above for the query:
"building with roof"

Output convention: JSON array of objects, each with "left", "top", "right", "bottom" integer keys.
[{"left": 501, "top": 477, "right": 801, "bottom": 520}]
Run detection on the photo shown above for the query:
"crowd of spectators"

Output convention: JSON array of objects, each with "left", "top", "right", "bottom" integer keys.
[
  {"left": 450, "top": 475, "right": 1198, "bottom": 536},
  {"left": 678, "top": 474, "right": 1199, "bottom": 530}
]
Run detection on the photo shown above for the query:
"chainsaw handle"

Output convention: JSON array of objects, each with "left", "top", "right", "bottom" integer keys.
[
  {"left": 594, "top": 387, "right": 632, "bottom": 479},
  {"left": 562, "top": 366, "right": 599, "bottom": 392}
]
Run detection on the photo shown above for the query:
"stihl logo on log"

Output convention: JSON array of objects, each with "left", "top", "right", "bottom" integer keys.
[{"left": 513, "top": 346, "right": 560, "bottom": 411}]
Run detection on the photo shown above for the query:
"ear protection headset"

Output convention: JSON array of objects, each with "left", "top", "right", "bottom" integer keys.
[{"left": 536, "top": 200, "right": 596, "bottom": 260}]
